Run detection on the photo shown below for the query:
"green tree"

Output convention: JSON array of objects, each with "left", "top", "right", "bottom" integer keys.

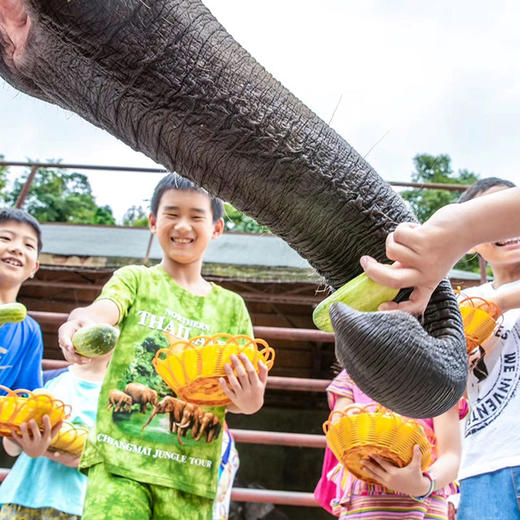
[
  {"left": 5, "top": 163, "right": 115, "bottom": 225},
  {"left": 223, "top": 203, "right": 270, "bottom": 234},
  {"left": 401, "top": 154, "right": 479, "bottom": 223},
  {"left": 401, "top": 153, "right": 480, "bottom": 272},
  {"left": 0, "top": 155, "right": 8, "bottom": 195},
  {"left": 122, "top": 205, "right": 149, "bottom": 227}
]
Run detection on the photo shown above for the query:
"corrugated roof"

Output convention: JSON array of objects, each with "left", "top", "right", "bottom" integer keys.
[
  {"left": 39, "top": 223, "right": 481, "bottom": 281},
  {"left": 40, "top": 223, "right": 311, "bottom": 268}
]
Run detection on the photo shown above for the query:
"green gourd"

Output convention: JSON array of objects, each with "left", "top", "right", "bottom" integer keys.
[
  {"left": 313, "top": 271, "right": 399, "bottom": 332},
  {"left": 0, "top": 302, "right": 27, "bottom": 326},
  {"left": 72, "top": 324, "right": 119, "bottom": 358}
]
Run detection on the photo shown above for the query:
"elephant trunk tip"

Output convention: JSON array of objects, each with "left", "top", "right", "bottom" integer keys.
[{"left": 330, "top": 302, "right": 467, "bottom": 419}]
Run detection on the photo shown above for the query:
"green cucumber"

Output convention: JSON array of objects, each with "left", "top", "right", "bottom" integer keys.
[
  {"left": 0, "top": 302, "right": 27, "bottom": 326},
  {"left": 313, "top": 271, "right": 399, "bottom": 332},
  {"left": 72, "top": 324, "right": 119, "bottom": 358}
]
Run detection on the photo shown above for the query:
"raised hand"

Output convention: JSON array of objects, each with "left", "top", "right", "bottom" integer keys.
[{"left": 58, "top": 318, "right": 95, "bottom": 364}]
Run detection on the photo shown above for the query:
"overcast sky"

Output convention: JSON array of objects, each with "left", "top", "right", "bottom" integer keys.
[{"left": 1, "top": 0, "right": 520, "bottom": 222}]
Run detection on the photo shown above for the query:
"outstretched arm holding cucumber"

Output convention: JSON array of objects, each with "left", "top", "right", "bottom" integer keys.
[
  {"left": 361, "top": 187, "right": 520, "bottom": 314},
  {"left": 58, "top": 300, "right": 120, "bottom": 364}
]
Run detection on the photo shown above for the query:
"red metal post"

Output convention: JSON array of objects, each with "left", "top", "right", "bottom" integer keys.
[{"left": 15, "top": 165, "right": 38, "bottom": 209}]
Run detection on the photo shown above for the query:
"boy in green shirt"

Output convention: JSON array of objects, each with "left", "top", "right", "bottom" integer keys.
[{"left": 58, "top": 174, "right": 267, "bottom": 520}]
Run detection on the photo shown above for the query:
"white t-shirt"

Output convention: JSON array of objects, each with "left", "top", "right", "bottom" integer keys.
[{"left": 458, "top": 280, "right": 520, "bottom": 480}]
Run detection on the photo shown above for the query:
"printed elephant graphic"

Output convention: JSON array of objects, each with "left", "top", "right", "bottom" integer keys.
[
  {"left": 142, "top": 396, "right": 221, "bottom": 445},
  {"left": 124, "top": 383, "right": 158, "bottom": 413},
  {"left": 107, "top": 389, "right": 133, "bottom": 413}
]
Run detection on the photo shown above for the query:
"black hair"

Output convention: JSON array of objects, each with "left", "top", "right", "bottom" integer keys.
[
  {"left": 458, "top": 177, "right": 516, "bottom": 203},
  {"left": 0, "top": 208, "right": 42, "bottom": 253},
  {"left": 150, "top": 173, "right": 224, "bottom": 223}
]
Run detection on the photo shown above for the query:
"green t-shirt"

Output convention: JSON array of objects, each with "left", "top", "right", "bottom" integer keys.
[{"left": 80, "top": 264, "right": 252, "bottom": 498}]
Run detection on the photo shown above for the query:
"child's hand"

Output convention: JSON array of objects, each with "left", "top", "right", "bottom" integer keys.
[
  {"left": 361, "top": 212, "right": 468, "bottom": 315},
  {"left": 362, "top": 445, "right": 432, "bottom": 496},
  {"left": 58, "top": 319, "right": 94, "bottom": 364},
  {"left": 10, "top": 415, "right": 63, "bottom": 459},
  {"left": 45, "top": 450, "right": 81, "bottom": 468},
  {"left": 220, "top": 354, "right": 268, "bottom": 415}
]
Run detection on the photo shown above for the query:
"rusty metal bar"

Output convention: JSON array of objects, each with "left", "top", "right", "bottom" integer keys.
[
  {"left": 0, "top": 161, "right": 167, "bottom": 174},
  {"left": 231, "top": 429, "right": 326, "bottom": 448},
  {"left": 143, "top": 232, "right": 155, "bottom": 265},
  {"left": 389, "top": 180, "right": 470, "bottom": 192},
  {"left": 28, "top": 311, "right": 335, "bottom": 343},
  {"left": 1, "top": 161, "right": 470, "bottom": 192},
  {"left": 266, "top": 376, "right": 329, "bottom": 392},
  {"left": 24, "top": 280, "right": 104, "bottom": 291},
  {"left": 231, "top": 488, "right": 319, "bottom": 507},
  {"left": 253, "top": 326, "right": 334, "bottom": 343},
  {"left": 42, "top": 359, "right": 69, "bottom": 370},
  {"left": 29, "top": 311, "right": 68, "bottom": 324},
  {"left": 15, "top": 165, "right": 38, "bottom": 209}
]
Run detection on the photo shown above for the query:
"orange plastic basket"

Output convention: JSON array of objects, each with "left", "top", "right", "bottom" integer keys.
[
  {"left": 48, "top": 421, "right": 88, "bottom": 457},
  {"left": 323, "top": 404, "right": 435, "bottom": 485},
  {"left": 0, "top": 386, "right": 70, "bottom": 436},
  {"left": 459, "top": 295, "right": 502, "bottom": 354},
  {"left": 153, "top": 334, "right": 275, "bottom": 406}
]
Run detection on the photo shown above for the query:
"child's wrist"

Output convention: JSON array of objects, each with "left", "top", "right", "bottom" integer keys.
[{"left": 411, "top": 471, "right": 435, "bottom": 501}]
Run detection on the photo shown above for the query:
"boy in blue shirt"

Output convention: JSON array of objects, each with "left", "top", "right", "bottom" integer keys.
[{"left": 0, "top": 208, "right": 43, "bottom": 392}]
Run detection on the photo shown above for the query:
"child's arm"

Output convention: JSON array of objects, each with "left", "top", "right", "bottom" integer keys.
[
  {"left": 220, "top": 354, "right": 268, "bottom": 415},
  {"left": 491, "top": 283, "right": 520, "bottom": 314},
  {"left": 361, "top": 187, "right": 520, "bottom": 315},
  {"left": 3, "top": 416, "right": 63, "bottom": 459},
  {"left": 362, "top": 404, "right": 461, "bottom": 497},
  {"left": 58, "top": 300, "right": 120, "bottom": 364}
]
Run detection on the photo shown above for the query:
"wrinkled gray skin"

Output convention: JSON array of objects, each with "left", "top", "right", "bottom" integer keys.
[{"left": 0, "top": 0, "right": 467, "bottom": 417}]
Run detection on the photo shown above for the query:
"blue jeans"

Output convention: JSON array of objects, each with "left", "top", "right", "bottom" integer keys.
[{"left": 458, "top": 466, "right": 520, "bottom": 520}]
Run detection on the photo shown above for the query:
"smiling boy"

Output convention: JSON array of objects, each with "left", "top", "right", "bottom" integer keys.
[
  {"left": 0, "top": 208, "right": 43, "bottom": 392},
  {"left": 58, "top": 173, "right": 266, "bottom": 520}
]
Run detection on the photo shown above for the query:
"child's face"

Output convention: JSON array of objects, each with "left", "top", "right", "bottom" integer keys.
[
  {"left": 149, "top": 189, "right": 223, "bottom": 265},
  {"left": 0, "top": 221, "right": 39, "bottom": 286},
  {"left": 471, "top": 186, "right": 520, "bottom": 268}
]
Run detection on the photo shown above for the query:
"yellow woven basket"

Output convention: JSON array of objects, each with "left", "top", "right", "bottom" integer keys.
[
  {"left": 49, "top": 421, "right": 88, "bottom": 457},
  {"left": 0, "top": 386, "right": 70, "bottom": 436},
  {"left": 153, "top": 334, "right": 275, "bottom": 406},
  {"left": 459, "top": 295, "right": 502, "bottom": 354},
  {"left": 323, "top": 404, "right": 435, "bottom": 484}
]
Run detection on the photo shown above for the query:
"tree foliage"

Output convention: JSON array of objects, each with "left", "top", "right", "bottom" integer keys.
[
  {"left": 401, "top": 154, "right": 479, "bottom": 223},
  {"left": 223, "top": 203, "right": 270, "bottom": 234},
  {"left": 122, "top": 205, "right": 149, "bottom": 227},
  {"left": 401, "top": 153, "right": 480, "bottom": 273},
  {"left": 4, "top": 163, "right": 115, "bottom": 225}
]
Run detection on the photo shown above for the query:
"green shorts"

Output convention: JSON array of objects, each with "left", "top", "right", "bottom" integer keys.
[
  {"left": 82, "top": 463, "right": 213, "bottom": 520},
  {"left": 0, "top": 504, "right": 80, "bottom": 520}
]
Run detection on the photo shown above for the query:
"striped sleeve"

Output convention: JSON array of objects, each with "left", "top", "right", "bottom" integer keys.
[{"left": 326, "top": 369, "right": 354, "bottom": 409}]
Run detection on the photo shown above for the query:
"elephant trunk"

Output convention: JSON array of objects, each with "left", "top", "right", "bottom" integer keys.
[
  {"left": 0, "top": 0, "right": 467, "bottom": 416},
  {"left": 331, "top": 279, "right": 467, "bottom": 418}
]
